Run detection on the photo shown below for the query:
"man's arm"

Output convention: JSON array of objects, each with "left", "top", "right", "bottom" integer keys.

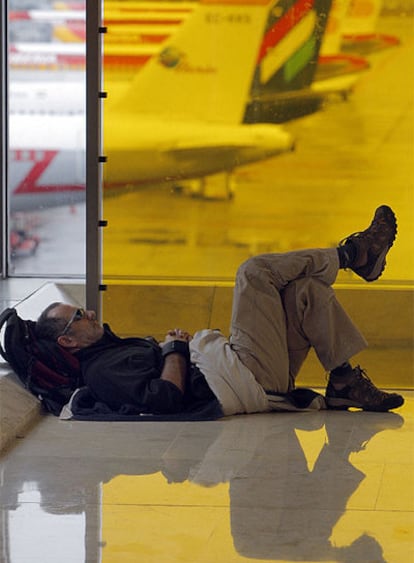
[
  {"left": 160, "top": 329, "right": 193, "bottom": 393},
  {"left": 161, "top": 353, "right": 187, "bottom": 393}
]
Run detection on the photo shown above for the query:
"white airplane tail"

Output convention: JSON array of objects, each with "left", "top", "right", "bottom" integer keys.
[{"left": 113, "top": 0, "right": 272, "bottom": 125}]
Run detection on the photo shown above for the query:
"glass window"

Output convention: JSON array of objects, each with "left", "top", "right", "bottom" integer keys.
[
  {"left": 101, "top": 0, "right": 413, "bottom": 285},
  {"left": 8, "top": 0, "right": 86, "bottom": 276}
]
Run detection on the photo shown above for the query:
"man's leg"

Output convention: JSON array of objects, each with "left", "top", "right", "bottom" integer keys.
[
  {"left": 281, "top": 277, "right": 367, "bottom": 380},
  {"left": 229, "top": 205, "right": 404, "bottom": 411},
  {"left": 229, "top": 248, "right": 339, "bottom": 392},
  {"left": 281, "top": 276, "right": 403, "bottom": 412}
]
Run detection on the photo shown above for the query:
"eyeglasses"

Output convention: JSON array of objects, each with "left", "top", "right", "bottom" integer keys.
[{"left": 61, "top": 308, "right": 86, "bottom": 335}]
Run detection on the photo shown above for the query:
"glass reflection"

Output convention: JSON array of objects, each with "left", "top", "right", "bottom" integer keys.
[
  {"left": 6, "top": 483, "right": 86, "bottom": 562},
  {"left": 102, "top": 0, "right": 413, "bottom": 283}
]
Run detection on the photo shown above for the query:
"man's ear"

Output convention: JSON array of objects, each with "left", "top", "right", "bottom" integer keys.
[{"left": 57, "top": 334, "right": 76, "bottom": 349}]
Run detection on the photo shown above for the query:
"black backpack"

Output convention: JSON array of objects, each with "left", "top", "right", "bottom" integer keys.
[{"left": 0, "top": 307, "right": 83, "bottom": 415}]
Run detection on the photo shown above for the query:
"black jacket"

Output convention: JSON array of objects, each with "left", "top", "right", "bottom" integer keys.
[{"left": 76, "top": 325, "right": 216, "bottom": 414}]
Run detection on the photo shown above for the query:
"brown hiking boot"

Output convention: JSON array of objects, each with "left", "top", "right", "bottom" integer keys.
[
  {"left": 340, "top": 205, "right": 397, "bottom": 281},
  {"left": 325, "top": 366, "right": 404, "bottom": 412}
]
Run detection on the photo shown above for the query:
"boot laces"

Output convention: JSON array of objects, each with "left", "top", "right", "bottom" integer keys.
[{"left": 352, "top": 366, "right": 389, "bottom": 400}]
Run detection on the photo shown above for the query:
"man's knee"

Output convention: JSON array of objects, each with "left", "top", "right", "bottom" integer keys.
[
  {"left": 237, "top": 256, "right": 260, "bottom": 276},
  {"left": 236, "top": 255, "right": 273, "bottom": 282}
]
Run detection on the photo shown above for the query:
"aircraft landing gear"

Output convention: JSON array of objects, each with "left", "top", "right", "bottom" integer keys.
[{"left": 172, "top": 172, "right": 235, "bottom": 200}]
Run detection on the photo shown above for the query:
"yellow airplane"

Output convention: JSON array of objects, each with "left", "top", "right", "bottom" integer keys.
[
  {"left": 102, "top": 0, "right": 295, "bottom": 195},
  {"left": 13, "top": 0, "right": 354, "bottom": 205}
]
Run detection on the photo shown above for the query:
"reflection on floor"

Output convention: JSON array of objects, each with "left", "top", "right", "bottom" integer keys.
[{"left": 1, "top": 394, "right": 413, "bottom": 562}]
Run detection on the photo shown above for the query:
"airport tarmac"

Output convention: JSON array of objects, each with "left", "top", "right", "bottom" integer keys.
[{"left": 10, "top": 13, "right": 413, "bottom": 285}]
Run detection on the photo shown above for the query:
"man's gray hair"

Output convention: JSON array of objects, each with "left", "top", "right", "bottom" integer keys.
[{"left": 36, "top": 302, "right": 67, "bottom": 341}]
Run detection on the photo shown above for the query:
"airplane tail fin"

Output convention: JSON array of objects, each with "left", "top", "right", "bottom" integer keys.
[
  {"left": 342, "top": 0, "right": 382, "bottom": 36},
  {"left": 250, "top": 0, "right": 334, "bottom": 96},
  {"left": 113, "top": 0, "right": 272, "bottom": 124},
  {"left": 320, "top": 0, "right": 351, "bottom": 56}
]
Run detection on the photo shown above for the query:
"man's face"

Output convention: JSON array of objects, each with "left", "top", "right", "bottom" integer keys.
[{"left": 51, "top": 304, "right": 104, "bottom": 349}]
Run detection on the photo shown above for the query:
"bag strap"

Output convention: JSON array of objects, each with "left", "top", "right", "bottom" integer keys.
[{"left": 0, "top": 307, "right": 17, "bottom": 362}]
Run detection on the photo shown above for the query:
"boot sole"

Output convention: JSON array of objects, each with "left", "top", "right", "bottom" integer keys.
[{"left": 326, "top": 395, "right": 404, "bottom": 412}]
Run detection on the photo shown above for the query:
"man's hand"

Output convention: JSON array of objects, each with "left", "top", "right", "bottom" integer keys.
[{"left": 163, "top": 328, "right": 193, "bottom": 344}]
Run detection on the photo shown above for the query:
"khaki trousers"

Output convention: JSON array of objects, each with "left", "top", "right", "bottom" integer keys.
[{"left": 229, "top": 248, "right": 367, "bottom": 393}]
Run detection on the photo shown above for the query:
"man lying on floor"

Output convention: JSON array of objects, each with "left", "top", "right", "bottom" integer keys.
[{"left": 36, "top": 205, "right": 404, "bottom": 418}]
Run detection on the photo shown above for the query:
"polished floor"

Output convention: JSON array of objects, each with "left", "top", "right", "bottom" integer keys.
[{"left": 0, "top": 393, "right": 413, "bottom": 563}]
